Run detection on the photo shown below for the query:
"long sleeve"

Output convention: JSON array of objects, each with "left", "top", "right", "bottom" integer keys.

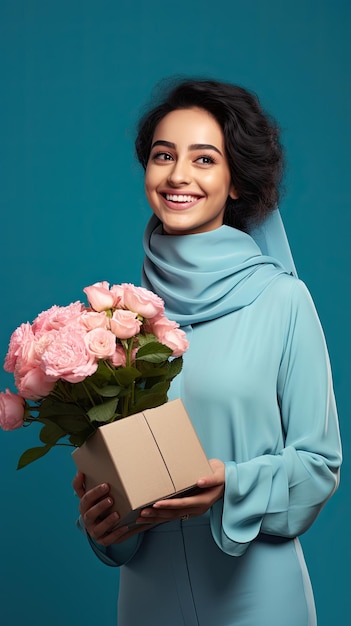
[
  {"left": 210, "top": 280, "right": 341, "bottom": 556},
  {"left": 77, "top": 515, "right": 144, "bottom": 567}
]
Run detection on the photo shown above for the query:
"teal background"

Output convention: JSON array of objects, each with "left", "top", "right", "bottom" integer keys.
[{"left": 0, "top": 1, "right": 349, "bottom": 624}]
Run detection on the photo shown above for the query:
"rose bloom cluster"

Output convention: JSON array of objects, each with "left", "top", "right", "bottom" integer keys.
[{"left": 0, "top": 282, "right": 188, "bottom": 432}]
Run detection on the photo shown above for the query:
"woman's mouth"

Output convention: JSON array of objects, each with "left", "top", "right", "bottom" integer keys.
[
  {"left": 164, "top": 193, "right": 200, "bottom": 203},
  {"left": 161, "top": 192, "right": 203, "bottom": 208}
]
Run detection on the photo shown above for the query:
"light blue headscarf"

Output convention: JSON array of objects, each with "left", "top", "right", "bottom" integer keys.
[
  {"left": 142, "top": 210, "right": 296, "bottom": 327},
  {"left": 248, "top": 210, "right": 297, "bottom": 278}
]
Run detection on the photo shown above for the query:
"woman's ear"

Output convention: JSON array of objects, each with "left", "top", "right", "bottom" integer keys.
[{"left": 229, "top": 184, "right": 239, "bottom": 200}]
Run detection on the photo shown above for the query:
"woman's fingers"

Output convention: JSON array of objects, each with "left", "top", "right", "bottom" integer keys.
[
  {"left": 72, "top": 472, "right": 152, "bottom": 546},
  {"left": 139, "top": 473, "right": 225, "bottom": 522},
  {"left": 79, "top": 482, "right": 110, "bottom": 515},
  {"left": 72, "top": 470, "right": 86, "bottom": 498},
  {"left": 82, "top": 492, "right": 114, "bottom": 527},
  {"left": 135, "top": 458, "right": 226, "bottom": 524},
  {"left": 72, "top": 459, "right": 226, "bottom": 542},
  {"left": 197, "top": 458, "right": 226, "bottom": 488},
  {"left": 87, "top": 510, "right": 121, "bottom": 543}
]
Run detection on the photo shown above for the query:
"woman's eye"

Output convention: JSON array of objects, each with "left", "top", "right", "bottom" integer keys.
[
  {"left": 152, "top": 152, "right": 173, "bottom": 161},
  {"left": 196, "top": 156, "right": 215, "bottom": 165}
]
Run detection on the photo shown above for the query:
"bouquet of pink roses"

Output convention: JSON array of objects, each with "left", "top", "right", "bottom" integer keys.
[{"left": 0, "top": 281, "right": 188, "bottom": 469}]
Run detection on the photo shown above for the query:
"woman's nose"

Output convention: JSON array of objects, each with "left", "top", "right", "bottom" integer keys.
[{"left": 167, "top": 158, "right": 191, "bottom": 186}]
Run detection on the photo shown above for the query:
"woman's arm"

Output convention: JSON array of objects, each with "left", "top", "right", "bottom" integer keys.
[
  {"left": 209, "top": 280, "right": 341, "bottom": 555},
  {"left": 73, "top": 471, "right": 146, "bottom": 567}
]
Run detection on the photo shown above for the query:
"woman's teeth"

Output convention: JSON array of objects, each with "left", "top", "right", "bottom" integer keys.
[{"left": 165, "top": 194, "right": 198, "bottom": 203}]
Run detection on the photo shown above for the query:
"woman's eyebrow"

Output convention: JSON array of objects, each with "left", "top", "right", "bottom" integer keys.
[
  {"left": 189, "top": 143, "right": 223, "bottom": 156},
  {"left": 151, "top": 140, "right": 223, "bottom": 156},
  {"left": 151, "top": 140, "right": 176, "bottom": 150}
]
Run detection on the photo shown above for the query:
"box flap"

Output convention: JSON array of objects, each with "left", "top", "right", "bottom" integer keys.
[
  {"left": 85, "top": 412, "right": 176, "bottom": 508},
  {"left": 144, "top": 399, "right": 212, "bottom": 491}
]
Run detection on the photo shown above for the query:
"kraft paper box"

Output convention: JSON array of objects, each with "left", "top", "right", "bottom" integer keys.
[{"left": 72, "top": 398, "right": 212, "bottom": 529}]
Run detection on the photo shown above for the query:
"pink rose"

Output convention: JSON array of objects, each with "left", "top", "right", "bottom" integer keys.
[
  {"left": 83, "top": 281, "right": 118, "bottom": 312},
  {"left": 108, "top": 344, "right": 127, "bottom": 368},
  {"left": 150, "top": 316, "right": 189, "bottom": 357},
  {"left": 0, "top": 389, "right": 25, "bottom": 430},
  {"left": 32, "top": 330, "right": 58, "bottom": 360},
  {"left": 4, "top": 323, "right": 35, "bottom": 373},
  {"left": 110, "top": 309, "right": 142, "bottom": 339},
  {"left": 41, "top": 329, "right": 98, "bottom": 383},
  {"left": 109, "top": 284, "right": 126, "bottom": 308},
  {"left": 32, "top": 302, "right": 85, "bottom": 334},
  {"left": 12, "top": 331, "right": 58, "bottom": 384},
  {"left": 16, "top": 332, "right": 57, "bottom": 379},
  {"left": 121, "top": 284, "right": 165, "bottom": 319},
  {"left": 108, "top": 344, "right": 138, "bottom": 368},
  {"left": 79, "top": 311, "right": 109, "bottom": 331},
  {"left": 84, "top": 328, "right": 116, "bottom": 360},
  {"left": 16, "top": 368, "right": 57, "bottom": 401}
]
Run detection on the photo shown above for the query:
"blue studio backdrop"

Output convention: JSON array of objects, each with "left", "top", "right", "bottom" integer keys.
[{"left": 0, "top": 2, "right": 349, "bottom": 625}]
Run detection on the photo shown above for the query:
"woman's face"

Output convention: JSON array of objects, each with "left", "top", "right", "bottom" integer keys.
[{"left": 145, "top": 107, "right": 237, "bottom": 236}]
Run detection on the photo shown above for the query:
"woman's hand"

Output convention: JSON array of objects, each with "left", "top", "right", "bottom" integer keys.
[
  {"left": 72, "top": 471, "right": 152, "bottom": 547},
  {"left": 73, "top": 459, "right": 225, "bottom": 544},
  {"left": 137, "top": 458, "right": 225, "bottom": 525}
]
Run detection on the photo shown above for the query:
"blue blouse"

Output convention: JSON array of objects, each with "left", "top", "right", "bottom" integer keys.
[{"left": 83, "top": 217, "right": 341, "bottom": 564}]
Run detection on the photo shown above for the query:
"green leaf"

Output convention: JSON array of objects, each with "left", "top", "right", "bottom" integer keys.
[
  {"left": 145, "top": 380, "right": 170, "bottom": 394},
  {"left": 44, "top": 413, "right": 92, "bottom": 434},
  {"left": 135, "top": 357, "right": 183, "bottom": 388},
  {"left": 134, "top": 362, "right": 168, "bottom": 378},
  {"left": 68, "top": 381, "right": 93, "bottom": 403},
  {"left": 91, "top": 384, "right": 122, "bottom": 398},
  {"left": 69, "top": 428, "right": 97, "bottom": 447},
  {"left": 164, "top": 356, "right": 183, "bottom": 380},
  {"left": 87, "top": 398, "right": 118, "bottom": 423},
  {"left": 36, "top": 399, "right": 92, "bottom": 435},
  {"left": 130, "top": 381, "right": 170, "bottom": 414},
  {"left": 39, "top": 398, "right": 86, "bottom": 419},
  {"left": 91, "top": 360, "right": 116, "bottom": 383},
  {"left": 137, "top": 332, "right": 158, "bottom": 346},
  {"left": 39, "top": 421, "right": 67, "bottom": 445},
  {"left": 136, "top": 341, "right": 172, "bottom": 363},
  {"left": 129, "top": 392, "right": 168, "bottom": 414},
  {"left": 17, "top": 445, "right": 52, "bottom": 469},
  {"left": 113, "top": 366, "right": 141, "bottom": 386}
]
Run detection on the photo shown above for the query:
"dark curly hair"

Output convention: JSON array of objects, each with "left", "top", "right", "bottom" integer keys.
[{"left": 135, "top": 78, "right": 284, "bottom": 232}]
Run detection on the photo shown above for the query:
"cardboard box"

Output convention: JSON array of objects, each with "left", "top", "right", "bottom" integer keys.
[{"left": 72, "top": 399, "right": 212, "bottom": 529}]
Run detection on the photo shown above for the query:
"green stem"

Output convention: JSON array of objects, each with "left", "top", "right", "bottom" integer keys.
[
  {"left": 54, "top": 379, "right": 72, "bottom": 401},
  {"left": 121, "top": 338, "right": 134, "bottom": 417},
  {"left": 122, "top": 379, "right": 132, "bottom": 417},
  {"left": 122, "top": 338, "right": 133, "bottom": 367},
  {"left": 23, "top": 417, "right": 37, "bottom": 425},
  {"left": 81, "top": 381, "right": 96, "bottom": 407}
]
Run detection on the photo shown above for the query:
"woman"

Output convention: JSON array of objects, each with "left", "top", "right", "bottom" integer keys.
[{"left": 73, "top": 79, "right": 342, "bottom": 625}]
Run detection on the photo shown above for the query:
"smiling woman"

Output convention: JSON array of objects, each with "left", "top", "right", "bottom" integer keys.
[
  {"left": 144, "top": 108, "right": 238, "bottom": 235},
  {"left": 136, "top": 80, "right": 284, "bottom": 232},
  {"left": 73, "top": 78, "right": 342, "bottom": 626}
]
